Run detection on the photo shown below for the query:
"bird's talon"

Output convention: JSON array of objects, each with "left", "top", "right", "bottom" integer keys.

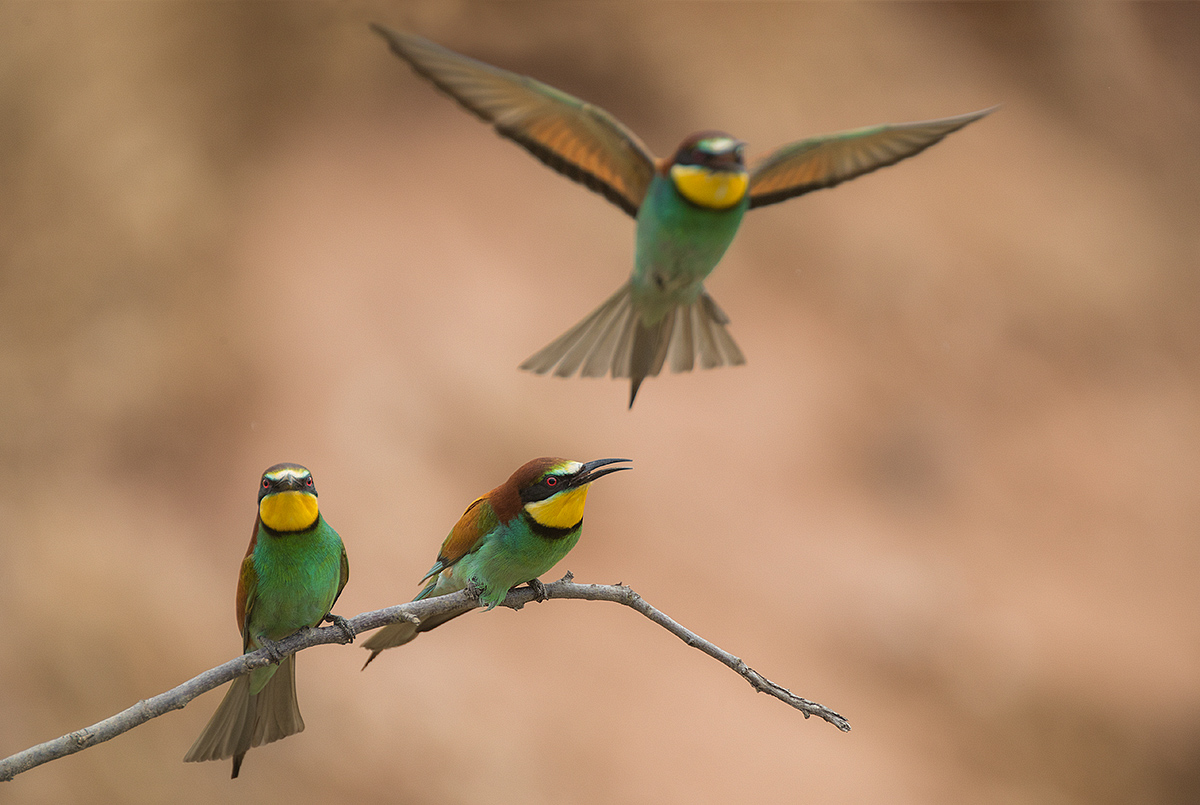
[
  {"left": 526, "top": 578, "right": 549, "bottom": 602},
  {"left": 325, "top": 613, "right": 355, "bottom": 644},
  {"left": 258, "top": 636, "right": 284, "bottom": 664}
]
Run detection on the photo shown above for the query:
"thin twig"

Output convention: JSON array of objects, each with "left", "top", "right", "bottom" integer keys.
[
  {"left": 0, "top": 575, "right": 848, "bottom": 781},
  {"left": 526, "top": 573, "right": 849, "bottom": 730}
]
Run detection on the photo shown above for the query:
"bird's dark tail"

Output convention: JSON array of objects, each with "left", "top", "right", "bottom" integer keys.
[
  {"left": 360, "top": 610, "right": 469, "bottom": 669},
  {"left": 520, "top": 282, "right": 744, "bottom": 407},
  {"left": 182, "top": 654, "right": 303, "bottom": 778}
]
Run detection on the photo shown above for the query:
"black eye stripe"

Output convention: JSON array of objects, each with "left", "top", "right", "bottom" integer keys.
[
  {"left": 260, "top": 473, "right": 314, "bottom": 490},
  {"left": 520, "top": 472, "right": 572, "bottom": 504}
]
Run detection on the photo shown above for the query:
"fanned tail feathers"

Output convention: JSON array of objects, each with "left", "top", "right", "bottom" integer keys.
[
  {"left": 182, "top": 654, "right": 303, "bottom": 778},
  {"left": 520, "top": 282, "right": 744, "bottom": 406},
  {"left": 519, "top": 282, "right": 636, "bottom": 379}
]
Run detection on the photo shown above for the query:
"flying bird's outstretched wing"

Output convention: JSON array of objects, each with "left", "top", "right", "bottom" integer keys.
[
  {"left": 372, "top": 25, "right": 658, "bottom": 217},
  {"left": 748, "top": 107, "right": 996, "bottom": 209}
]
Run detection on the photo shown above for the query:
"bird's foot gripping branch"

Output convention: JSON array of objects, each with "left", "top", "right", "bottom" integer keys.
[{"left": 0, "top": 573, "right": 847, "bottom": 782}]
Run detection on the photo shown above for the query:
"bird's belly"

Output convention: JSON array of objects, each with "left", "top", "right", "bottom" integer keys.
[
  {"left": 249, "top": 546, "right": 343, "bottom": 642},
  {"left": 631, "top": 191, "right": 745, "bottom": 321},
  {"left": 630, "top": 243, "right": 721, "bottom": 321},
  {"left": 457, "top": 527, "right": 581, "bottom": 607},
  {"left": 635, "top": 238, "right": 723, "bottom": 289},
  {"left": 250, "top": 583, "right": 338, "bottom": 642}
]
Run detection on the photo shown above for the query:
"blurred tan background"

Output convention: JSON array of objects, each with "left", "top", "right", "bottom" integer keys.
[{"left": 3, "top": 2, "right": 1199, "bottom": 802}]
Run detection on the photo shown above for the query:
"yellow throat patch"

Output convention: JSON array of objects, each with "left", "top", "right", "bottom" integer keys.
[
  {"left": 525, "top": 485, "right": 589, "bottom": 530},
  {"left": 670, "top": 164, "right": 749, "bottom": 210},
  {"left": 260, "top": 490, "right": 320, "bottom": 532}
]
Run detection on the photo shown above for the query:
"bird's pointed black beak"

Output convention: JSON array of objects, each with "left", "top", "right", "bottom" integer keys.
[
  {"left": 278, "top": 475, "right": 308, "bottom": 493},
  {"left": 572, "top": 458, "right": 632, "bottom": 487},
  {"left": 715, "top": 144, "right": 746, "bottom": 171}
]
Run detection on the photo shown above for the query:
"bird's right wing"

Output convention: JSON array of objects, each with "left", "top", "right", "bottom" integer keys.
[
  {"left": 236, "top": 553, "right": 259, "bottom": 651},
  {"left": 372, "top": 25, "right": 658, "bottom": 217}
]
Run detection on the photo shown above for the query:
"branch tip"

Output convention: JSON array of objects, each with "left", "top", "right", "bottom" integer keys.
[{"left": 0, "top": 577, "right": 848, "bottom": 781}]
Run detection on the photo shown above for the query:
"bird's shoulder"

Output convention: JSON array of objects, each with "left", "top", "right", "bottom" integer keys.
[{"left": 436, "top": 494, "right": 502, "bottom": 568}]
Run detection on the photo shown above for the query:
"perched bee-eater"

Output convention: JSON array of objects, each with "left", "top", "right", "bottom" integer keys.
[
  {"left": 372, "top": 25, "right": 994, "bottom": 406},
  {"left": 184, "top": 464, "right": 350, "bottom": 779},
  {"left": 362, "top": 456, "right": 630, "bottom": 667}
]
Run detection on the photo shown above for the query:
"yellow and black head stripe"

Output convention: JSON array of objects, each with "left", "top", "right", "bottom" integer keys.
[
  {"left": 519, "top": 458, "right": 630, "bottom": 540},
  {"left": 259, "top": 463, "right": 317, "bottom": 499},
  {"left": 671, "top": 132, "right": 746, "bottom": 172},
  {"left": 521, "top": 511, "right": 583, "bottom": 541}
]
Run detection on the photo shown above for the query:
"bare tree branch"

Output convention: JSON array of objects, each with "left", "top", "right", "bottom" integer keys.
[{"left": 0, "top": 574, "right": 848, "bottom": 781}]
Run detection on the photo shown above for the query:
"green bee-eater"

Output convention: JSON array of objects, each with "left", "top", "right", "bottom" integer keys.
[
  {"left": 184, "top": 464, "right": 350, "bottom": 778},
  {"left": 372, "top": 25, "right": 994, "bottom": 406},
  {"left": 361, "top": 456, "right": 629, "bottom": 667}
]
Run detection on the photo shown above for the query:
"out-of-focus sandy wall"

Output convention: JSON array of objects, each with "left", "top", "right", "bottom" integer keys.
[{"left": 2, "top": 3, "right": 1199, "bottom": 803}]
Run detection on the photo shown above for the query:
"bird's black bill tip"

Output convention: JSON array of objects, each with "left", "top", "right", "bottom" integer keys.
[{"left": 575, "top": 458, "right": 633, "bottom": 486}]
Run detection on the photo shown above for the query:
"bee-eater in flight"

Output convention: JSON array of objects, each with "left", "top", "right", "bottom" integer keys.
[
  {"left": 372, "top": 25, "right": 994, "bottom": 406},
  {"left": 361, "top": 456, "right": 630, "bottom": 667},
  {"left": 184, "top": 464, "right": 350, "bottom": 778}
]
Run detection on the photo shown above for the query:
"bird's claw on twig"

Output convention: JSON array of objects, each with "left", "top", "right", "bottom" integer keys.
[
  {"left": 257, "top": 636, "right": 284, "bottom": 664},
  {"left": 324, "top": 613, "right": 355, "bottom": 644},
  {"left": 525, "top": 578, "right": 549, "bottom": 602}
]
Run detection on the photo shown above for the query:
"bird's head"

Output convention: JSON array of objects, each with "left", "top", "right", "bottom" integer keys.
[
  {"left": 258, "top": 463, "right": 320, "bottom": 532},
  {"left": 508, "top": 457, "right": 632, "bottom": 531},
  {"left": 667, "top": 131, "right": 749, "bottom": 210}
]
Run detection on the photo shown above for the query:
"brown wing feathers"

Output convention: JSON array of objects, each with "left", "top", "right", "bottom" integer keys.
[{"left": 371, "top": 25, "right": 656, "bottom": 217}]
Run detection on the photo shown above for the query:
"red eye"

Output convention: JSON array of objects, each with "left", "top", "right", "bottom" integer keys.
[
  {"left": 305, "top": 477, "right": 314, "bottom": 487},
  {"left": 262, "top": 478, "right": 270, "bottom": 489},
  {"left": 545, "top": 476, "right": 558, "bottom": 487}
]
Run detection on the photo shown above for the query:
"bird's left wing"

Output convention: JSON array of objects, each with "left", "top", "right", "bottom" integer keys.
[
  {"left": 422, "top": 496, "right": 501, "bottom": 584},
  {"left": 335, "top": 544, "right": 350, "bottom": 605},
  {"left": 371, "top": 25, "right": 657, "bottom": 217},
  {"left": 747, "top": 107, "right": 996, "bottom": 209}
]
